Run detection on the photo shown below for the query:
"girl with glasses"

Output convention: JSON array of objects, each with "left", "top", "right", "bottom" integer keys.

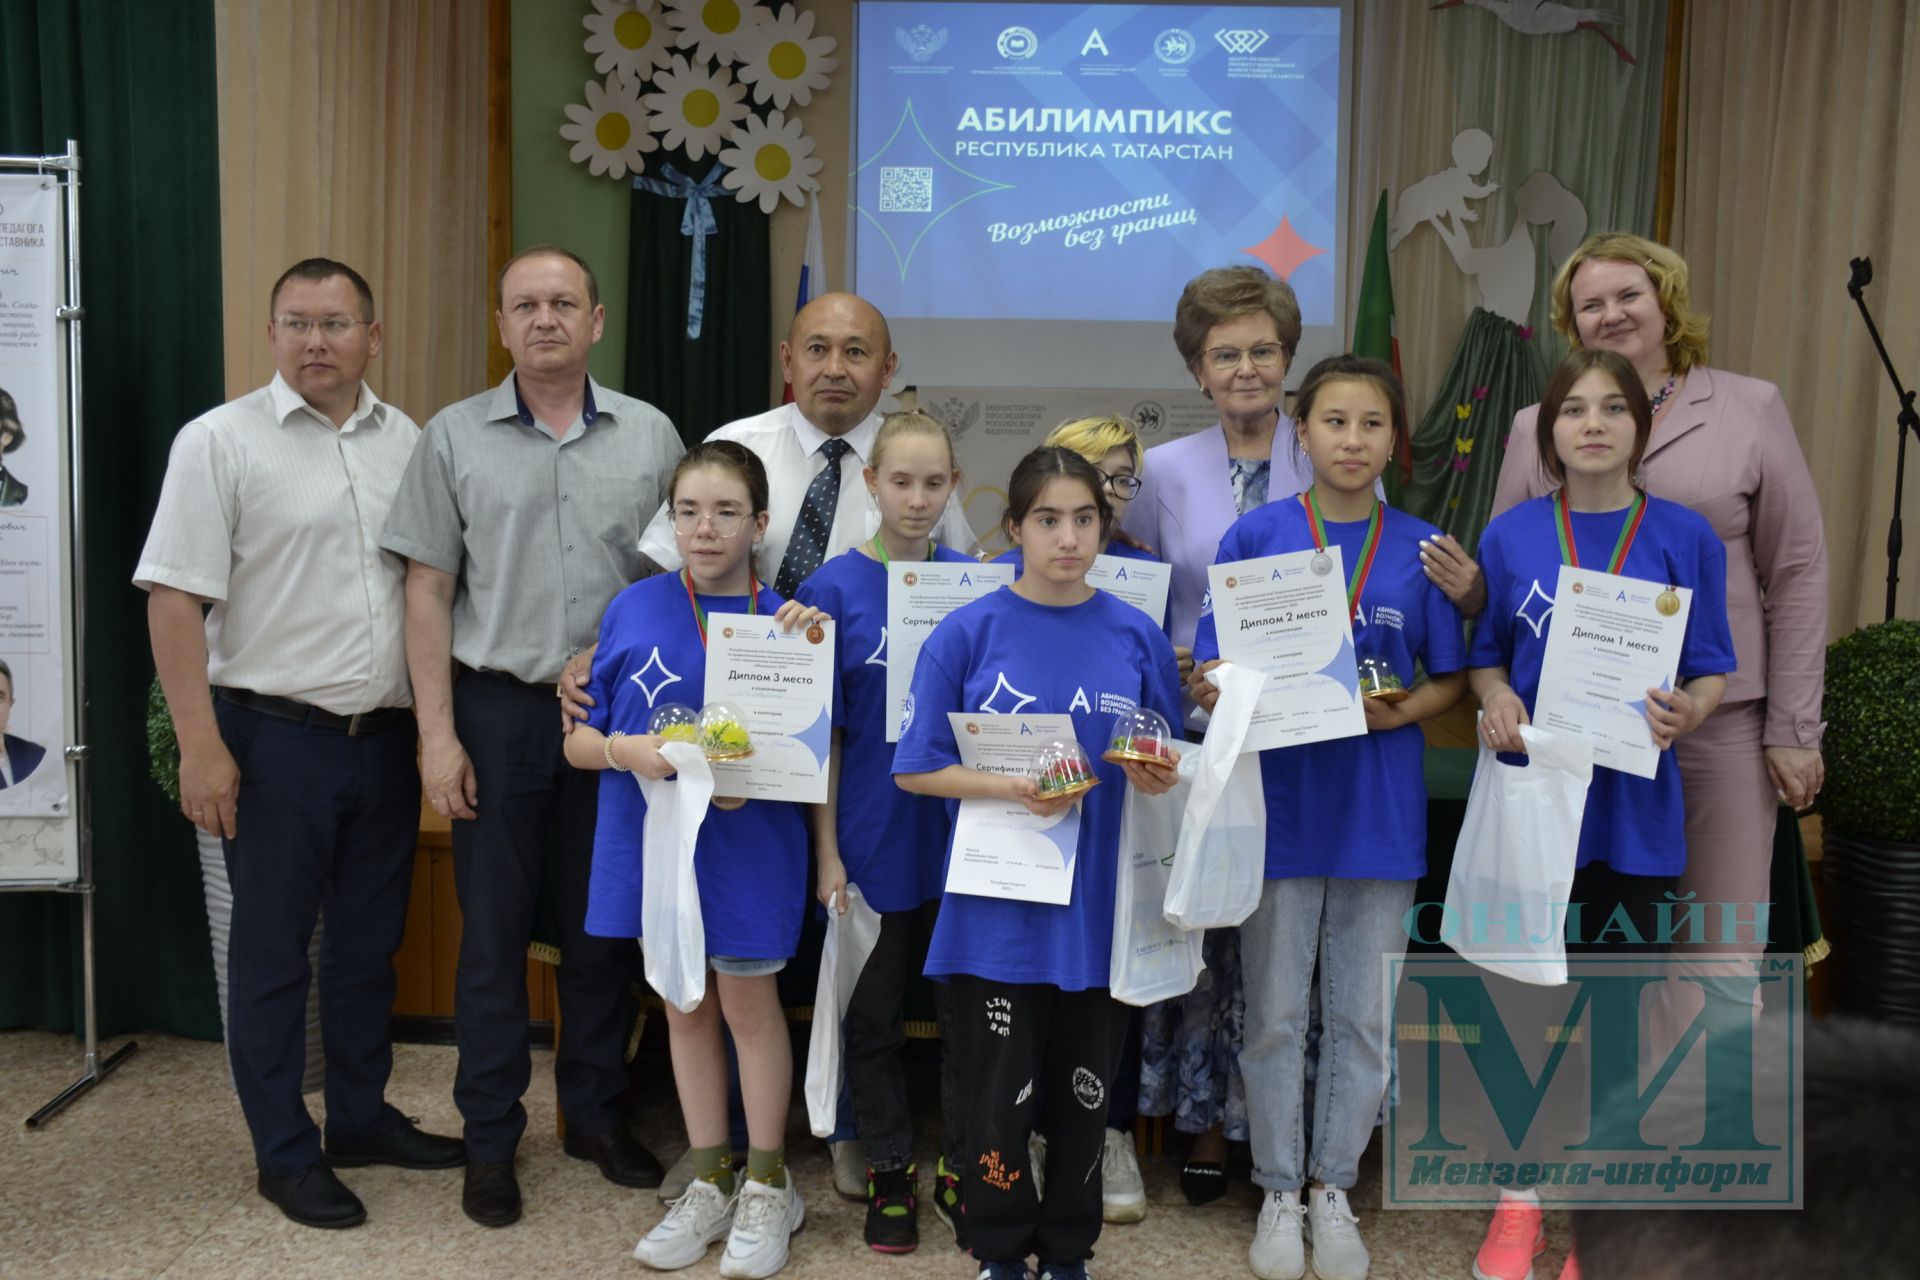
[{"left": 568, "top": 440, "right": 828, "bottom": 1279}]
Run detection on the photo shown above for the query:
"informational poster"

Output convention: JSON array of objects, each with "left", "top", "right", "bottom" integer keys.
[{"left": 0, "top": 174, "right": 76, "bottom": 882}]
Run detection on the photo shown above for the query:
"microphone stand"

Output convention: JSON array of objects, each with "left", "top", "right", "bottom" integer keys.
[{"left": 1847, "top": 257, "right": 1920, "bottom": 622}]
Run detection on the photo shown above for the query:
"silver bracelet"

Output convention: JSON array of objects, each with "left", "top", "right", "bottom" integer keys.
[{"left": 605, "top": 730, "right": 630, "bottom": 772}]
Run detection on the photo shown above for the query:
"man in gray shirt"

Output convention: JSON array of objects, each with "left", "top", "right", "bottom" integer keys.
[{"left": 380, "top": 245, "right": 683, "bottom": 1227}]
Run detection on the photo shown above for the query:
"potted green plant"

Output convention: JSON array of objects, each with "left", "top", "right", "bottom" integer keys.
[{"left": 1818, "top": 619, "right": 1920, "bottom": 1025}]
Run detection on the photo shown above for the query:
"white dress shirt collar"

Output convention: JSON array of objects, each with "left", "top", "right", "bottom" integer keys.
[
  {"left": 788, "top": 403, "right": 879, "bottom": 465},
  {"left": 266, "top": 372, "right": 385, "bottom": 434}
]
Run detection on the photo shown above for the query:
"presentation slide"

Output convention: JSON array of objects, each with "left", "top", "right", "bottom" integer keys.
[{"left": 852, "top": 1, "right": 1347, "bottom": 391}]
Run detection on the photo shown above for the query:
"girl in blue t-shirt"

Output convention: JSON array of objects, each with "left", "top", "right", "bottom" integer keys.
[
  {"left": 567, "top": 441, "right": 827, "bottom": 1279},
  {"left": 1464, "top": 348, "right": 1732, "bottom": 1280},
  {"left": 893, "top": 446, "right": 1184, "bottom": 1280},
  {"left": 791, "top": 409, "right": 974, "bottom": 1256},
  {"left": 1190, "top": 355, "right": 1467, "bottom": 1280}
]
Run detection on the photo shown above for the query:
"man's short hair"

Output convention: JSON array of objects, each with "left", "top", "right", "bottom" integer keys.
[
  {"left": 496, "top": 244, "right": 600, "bottom": 309},
  {"left": 269, "top": 258, "right": 376, "bottom": 321},
  {"left": 1571, "top": 1016, "right": 1920, "bottom": 1279}
]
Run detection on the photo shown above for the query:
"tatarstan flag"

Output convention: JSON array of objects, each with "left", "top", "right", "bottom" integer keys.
[{"left": 1352, "top": 189, "right": 1408, "bottom": 486}]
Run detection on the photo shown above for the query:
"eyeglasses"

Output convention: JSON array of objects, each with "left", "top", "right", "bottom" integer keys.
[
  {"left": 1202, "top": 343, "right": 1286, "bottom": 372},
  {"left": 670, "top": 509, "right": 748, "bottom": 537},
  {"left": 1101, "top": 472, "right": 1142, "bottom": 498},
  {"left": 276, "top": 314, "right": 370, "bottom": 338}
]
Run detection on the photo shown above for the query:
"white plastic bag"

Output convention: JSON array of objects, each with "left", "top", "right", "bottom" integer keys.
[
  {"left": 638, "top": 741, "right": 715, "bottom": 1013},
  {"left": 1165, "top": 663, "right": 1270, "bottom": 929},
  {"left": 1110, "top": 771, "right": 1205, "bottom": 1005},
  {"left": 1444, "top": 723, "right": 1593, "bottom": 986},
  {"left": 804, "top": 884, "right": 883, "bottom": 1138}
]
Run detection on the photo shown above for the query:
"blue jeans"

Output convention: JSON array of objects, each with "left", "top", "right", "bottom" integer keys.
[{"left": 1239, "top": 876, "right": 1414, "bottom": 1192}]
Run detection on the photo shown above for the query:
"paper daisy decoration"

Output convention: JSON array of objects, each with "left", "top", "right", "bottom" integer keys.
[
  {"left": 643, "top": 55, "right": 749, "bottom": 162},
  {"left": 663, "top": 0, "right": 765, "bottom": 67},
  {"left": 560, "top": 75, "right": 659, "bottom": 180},
  {"left": 582, "top": 0, "right": 674, "bottom": 87},
  {"left": 734, "top": 3, "right": 837, "bottom": 110},
  {"left": 718, "top": 109, "right": 822, "bottom": 212}
]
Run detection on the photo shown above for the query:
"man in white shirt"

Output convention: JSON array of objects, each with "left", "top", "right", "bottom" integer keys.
[
  {"left": 136, "top": 259, "right": 462, "bottom": 1231},
  {"left": 637, "top": 292, "right": 975, "bottom": 587}
]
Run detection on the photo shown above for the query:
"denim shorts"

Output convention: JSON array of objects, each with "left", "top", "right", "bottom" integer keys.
[{"left": 709, "top": 954, "right": 786, "bottom": 977}]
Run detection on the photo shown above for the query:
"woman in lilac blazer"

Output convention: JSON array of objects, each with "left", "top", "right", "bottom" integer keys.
[
  {"left": 1492, "top": 233, "right": 1828, "bottom": 968},
  {"left": 1121, "top": 266, "right": 1309, "bottom": 1203}
]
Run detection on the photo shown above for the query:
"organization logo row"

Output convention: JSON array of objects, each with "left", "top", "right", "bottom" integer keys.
[{"left": 896, "top": 23, "right": 1274, "bottom": 65}]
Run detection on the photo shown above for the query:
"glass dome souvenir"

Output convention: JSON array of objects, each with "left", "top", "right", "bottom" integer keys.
[
  {"left": 1101, "top": 706, "right": 1175, "bottom": 766},
  {"left": 1356, "top": 656, "right": 1409, "bottom": 703},
  {"left": 1028, "top": 736, "right": 1100, "bottom": 801},
  {"left": 696, "top": 701, "right": 755, "bottom": 761},
  {"left": 648, "top": 702, "right": 700, "bottom": 745}
]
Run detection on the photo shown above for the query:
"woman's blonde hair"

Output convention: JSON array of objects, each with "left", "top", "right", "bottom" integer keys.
[
  {"left": 1551, "top": 232, "right": 1711, "bottom": 375},
  {"left": 1043, "top": 414, "right": 1144, "bottom": 474},
  {"left": 870, "top": 408, "right": 958, "bottom": 472}
]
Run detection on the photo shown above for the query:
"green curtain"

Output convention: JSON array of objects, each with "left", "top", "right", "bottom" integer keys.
[
  {"left": 0, "top": 0, "right": 225, "bottom": 1040},
  {"left": 624, "top": 169, "right": 772, "bottom": 448},
  {"left": 1394, "top": 307, "right": 1543, "bottom": 558}
]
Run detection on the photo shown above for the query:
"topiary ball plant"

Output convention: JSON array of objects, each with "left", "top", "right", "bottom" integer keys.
[
  {"left": 146, "top": 674, "right": 181, "bottom": 806},
  {"left": 1821, "top": 619, "right": 1920, "bottom": 843}
]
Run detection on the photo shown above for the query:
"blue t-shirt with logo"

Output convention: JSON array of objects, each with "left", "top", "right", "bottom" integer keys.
[
  {"left": 795, "top": 544, "right": 975, "bottom": 913},
  {"left": 581, "top": 571, "right": 807, "bottom": 959},
  {"left": 892, "top": 585, "right": 1183, "bottom": 989},
  {"left": 1193, "top": 499, "right": 1467, "bottom": 879},
  {"left": 1468, "top": 494, "right": 1735, "bottom": 876}
]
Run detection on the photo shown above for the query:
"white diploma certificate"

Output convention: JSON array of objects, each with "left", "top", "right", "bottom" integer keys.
[
  {"left": 703, "top": 613, "right": 836, "bottom": 802},
  {"left": 1533, "top": 566, "right": 1693, "bottom": 780},
  {"left": 942, "top": 712, "right": 1084, "bottom": 905},
  {"left": 1088, "top": 554, "right": 1172, "bottom": 627},
  {"left": 1208, "top": 547, "right": 1366, "bottom": 753},
  {"left": 886, "top": 560, "right": 1014, "bottom": 742}
]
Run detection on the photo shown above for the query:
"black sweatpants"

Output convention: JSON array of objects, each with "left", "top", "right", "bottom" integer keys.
[{"left": 949, "top": 975, "right": 1128, "bottom": 1267}]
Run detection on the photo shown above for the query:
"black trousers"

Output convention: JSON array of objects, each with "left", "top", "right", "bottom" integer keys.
[
  {"left": 844, "top": 900, "right": 962, "bottom": 1172},
  {"left": 217, "top": 699, "right": 419, "bottom": 1177},
  {"left": 450, "top": 669, "right": 634, "bottom": 1161},
  {"left": 949, "top": 975, "right": 1128, "bottom": 1266}
]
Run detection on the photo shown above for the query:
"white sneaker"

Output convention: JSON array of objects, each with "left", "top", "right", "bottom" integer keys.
[
  {"left": 718, "top": 1177, "right": 805, "bottom": 1279},
  {"left": 1100, "top": 1127, "right": 1147, "bottom": 1224},
  {"left": 828, "top": 1140, "right": 867, "bottom": 1201},
  {"left": 1028, "top": 1132, "right": 1047, "bottom": 1200},
  {"left": 1249, "top": 1188, "right": 1306, "bottom": 1280},
  {"left": 634, "top": 1178, "right": 735, "bottom": 1270},
  {"left": 1305, "top": 1186, "right": 1369, "bottom": 1280}
]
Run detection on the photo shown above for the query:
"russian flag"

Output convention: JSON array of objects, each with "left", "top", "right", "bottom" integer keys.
[{"left": 782, "top": 193, "right": 828, "bottom": 404}]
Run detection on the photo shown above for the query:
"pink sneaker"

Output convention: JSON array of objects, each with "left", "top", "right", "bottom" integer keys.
[
  {"left": 1558, "top": 1250, "right": 1581, "bottom": 1280},
  {"left": 1471, "top": 1199, "right": 1547, "bottom": 1280}
]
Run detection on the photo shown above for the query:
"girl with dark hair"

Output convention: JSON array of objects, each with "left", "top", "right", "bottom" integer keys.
[
  {"left": 893, "top": 446, "right": 1184, "bottom": 1280},
  {"left": 1190, "top": 355, "right": 1468, "bottom": 1280},
  {"left": 1469, "top": 348, "right": 1733, "bottom": 1280},
  {"left": 568, "top": 439, "right": 827, "bottom": 1279}
]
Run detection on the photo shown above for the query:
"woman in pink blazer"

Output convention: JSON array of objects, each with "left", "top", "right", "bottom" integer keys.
[{"left": 1477, "top": 233, "right": 1828, "bottom": 1279}]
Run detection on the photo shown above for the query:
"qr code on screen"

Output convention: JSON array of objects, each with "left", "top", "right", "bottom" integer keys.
[{"left": 879, "top": 166, "right": 933, "bottom": 212}]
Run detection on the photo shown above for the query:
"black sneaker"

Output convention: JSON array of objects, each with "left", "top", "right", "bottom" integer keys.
[
  {"left": 865, "top": 1163, "right": 919, "bottom": 1254},
  {"left": 933, "top": 1155, "right": 970, "bottom": 1251}
]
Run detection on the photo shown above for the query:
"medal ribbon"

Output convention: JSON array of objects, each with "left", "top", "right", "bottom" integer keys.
[
  {"left": 868, "top": 535, "right": 935, "bottom": 568},
  {"left": 682, "top": 566, "right": 759, "bottom": 648},
  {"left": 1553, "top": 489, "right": 1645, "bottom": 574},
  {"left": 1301, "top": 490, "right": 1383, "bottom": 621}
]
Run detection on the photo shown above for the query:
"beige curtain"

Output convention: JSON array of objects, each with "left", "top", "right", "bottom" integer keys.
[
  {"left": 1670, "top": 0, "right": 1920, "bottom": 631},
  {"left": 216, "top": 0, "right": 490, "bottom": 426}
]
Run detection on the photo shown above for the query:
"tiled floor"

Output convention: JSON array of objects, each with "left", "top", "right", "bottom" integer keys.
[{"left": 0, "top": 1030, "right": 1563, "bottom": 1278}]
